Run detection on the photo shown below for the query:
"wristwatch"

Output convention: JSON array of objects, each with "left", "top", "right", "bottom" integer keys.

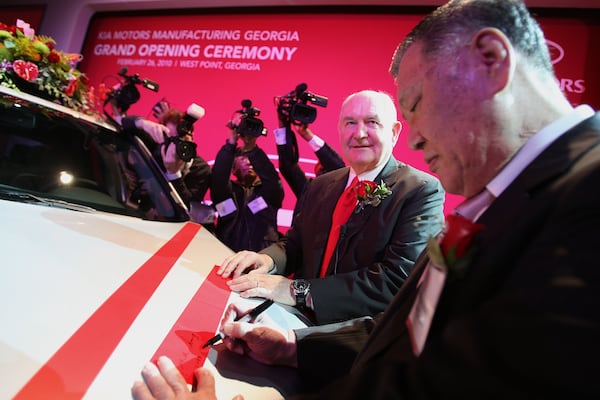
[{"left": 291, "top": 279, "right": 311, "bottom": 308}]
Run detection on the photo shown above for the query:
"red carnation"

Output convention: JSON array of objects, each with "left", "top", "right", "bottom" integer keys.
[
  {"left": 47, "top": 50, "right": 61, "bottom": 63},
  {"left": 354, "top": 180, "right": 376, "bottom": 200},
  {"left": 439, "top": 214, "right": 485, "bottom": 266}
]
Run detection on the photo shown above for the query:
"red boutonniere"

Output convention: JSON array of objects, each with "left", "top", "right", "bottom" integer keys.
[
  {"left": 353, "top": 180, "right": 392, "bottom": 213},
  {"left": 428, "top": 214, "right": 485, "bottom": 277}
]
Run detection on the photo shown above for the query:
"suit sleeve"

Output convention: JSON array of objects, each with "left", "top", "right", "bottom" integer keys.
[
  {"left": 294, "top": 316, "right": 376, "bottom": 392},
  {"left": 209, "top": 141, "right": 235, "bottom": 205},
  {"left": 278, "top": 142, "right": 309, "bottom": 199},
  {"left": 315, "top": 142, "right": 345, "bottom": 173},
  {"left": 246, "top": 145, "right": 284, "bottom": 208}
]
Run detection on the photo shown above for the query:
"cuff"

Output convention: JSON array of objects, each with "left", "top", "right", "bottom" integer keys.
[
  {"left": 274, "top": 127, "right": 287, "bottom": 145},
  {"left": 308, "top": 135, "right": 325, "bottom": 152},
  {"left": 165, "top": 171, "right": 182, "bottom": 180}
]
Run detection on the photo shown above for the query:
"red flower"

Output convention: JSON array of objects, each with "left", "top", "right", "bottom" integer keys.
[
  {"left": 65, "top": 77, "right": 79, "bottom": 97},
  {"left": 12, "top": 60, "right": 39, "bottom": 82},
  {"left": 439, "top": 214, "right": 485, "bottom": 267},
  {"left": 352, "top": 180, "right": 392, "bottom": 212},
  {"left": 47, "top": 50, "right": 60, "bottom": 63},
  {"left": 354, "top": 180, "right": 377, "bottom": 200}
]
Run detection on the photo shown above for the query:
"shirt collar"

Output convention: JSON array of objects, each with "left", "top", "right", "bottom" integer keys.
[
  {"left": 348, "top": 156, "right": 389, "bottom": 187},
  {"left": 487, "top": 105, "right": 595, "bottom": 198}
]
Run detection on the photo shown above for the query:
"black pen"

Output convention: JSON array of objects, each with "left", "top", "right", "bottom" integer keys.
[{"left": 201, "top": 299, "right": 274, "bottom": 348}]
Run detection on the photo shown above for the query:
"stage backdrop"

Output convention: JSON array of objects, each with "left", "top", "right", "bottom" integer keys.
[{"left": 78, "top": 8, "right": 600, "bottom": 230}]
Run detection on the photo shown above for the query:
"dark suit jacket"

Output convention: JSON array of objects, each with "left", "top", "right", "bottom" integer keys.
[
  {"left": 290, "top": 114, "right": 600, "bottom": 399},
  {"left": 262, "top": 156, "right": 445, "bottom": 324}
]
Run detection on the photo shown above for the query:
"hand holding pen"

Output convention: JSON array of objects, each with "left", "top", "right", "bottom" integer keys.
[
  {"left": 202, "top": 299, "right": 274, "bottom": 348},
  {"left": 204, "top": 299, "right": 299, "bottom": 367}
]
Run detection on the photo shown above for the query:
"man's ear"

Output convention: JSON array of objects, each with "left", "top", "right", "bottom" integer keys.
[
  {"left": 471, "top": 28, "right": 514, "bottom": 93},
  {"left": 391, "top": 120, "right": 402, "bottom": 146}
]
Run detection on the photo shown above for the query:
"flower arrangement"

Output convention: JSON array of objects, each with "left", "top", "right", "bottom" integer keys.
[
  {"left": 427, "top": 214, "right": 485, "bottom": 278},
  {"left": 353, "top": 180, "right": 392, "bottom": 213},
  {"left": 0, "top": 19, "right": 104, "bottom": 116}
]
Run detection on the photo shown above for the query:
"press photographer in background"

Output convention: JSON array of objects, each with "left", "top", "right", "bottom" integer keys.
[
  {"left": 210, "top": 100, "right": 284, "bottom": 252},
  {"left": 274, "top": 83, "right": 345, "bottom": 200},
  {"left": 122, "top": 103, "right": 213, "bottom": 229},
  {"left": 154, "top": 105, "right": 212, "bottom": 208}
]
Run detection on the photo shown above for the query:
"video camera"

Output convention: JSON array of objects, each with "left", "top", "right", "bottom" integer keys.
[
  {"left": 164, "top": 103, "right": 205, "bottom": 162},
  {"left": 275, "top": 83, "right": 328, "bottom": 124},
  {"left": 230, "top": 99, "right": 267, "bottom": 138},
  {"left": 109, "top": 67, "right": 159, "bottom": 113}
]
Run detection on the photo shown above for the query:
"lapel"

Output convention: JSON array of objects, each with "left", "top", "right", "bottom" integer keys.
[
  {"left": 344, "top": 157, "right": 403, "bottom": 234},
  {"left": 320, "top": 167, "right": 352, "bottom": 217},
  {"left": 301, "top": 167, "right": 351, "bottom": 278}
]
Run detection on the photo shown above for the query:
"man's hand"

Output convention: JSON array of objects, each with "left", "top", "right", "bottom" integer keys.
[
  {"left": 291, "top": 122, "right": 314, "bottom": 142},
  {"left": 218, "top": 251, "right": 274, "bottom": 278},
  {"left": 136, "top": 118, "right": 169, "bottom": 144},
  {"left": 220, "top": 303, "right": 298, "bottom": 367},
  {"left": 161, "top": 141, "right": 185, "bottom": 174},
  {"left": 228, "top": 274, "right": 295, "bottom": 306},
  {"left": 152, "top": 100, "right": 170, "bottom": 121},
  {"left": 131, "top": 356, "right": 244, "bottom": 400}
]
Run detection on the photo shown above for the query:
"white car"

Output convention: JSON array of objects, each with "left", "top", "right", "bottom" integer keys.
[{"left": 0, "top": 86, "right": 304, "bottom": 399}]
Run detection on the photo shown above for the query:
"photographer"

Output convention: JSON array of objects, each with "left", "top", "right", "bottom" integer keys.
[
  {"left": 122, "top": 108, "right": 211, "bottom": 210},
  {"left": 274, "top": 84, "right": 345, "bottom": 200},
  {"left": 210, "top": 106, "right": 284, "bottom": 253}
]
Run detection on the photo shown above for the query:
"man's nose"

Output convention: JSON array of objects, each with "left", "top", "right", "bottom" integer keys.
[
  {"left": 354, "top": 122, "right": 369, "bottom": 139},
  {"left": 407, "top": 127, "right": 425, "bottom": 151}
]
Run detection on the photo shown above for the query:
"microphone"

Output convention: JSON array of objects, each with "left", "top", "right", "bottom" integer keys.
[{"left": 295, "top": 82, "right": 308, "bottom": 96}]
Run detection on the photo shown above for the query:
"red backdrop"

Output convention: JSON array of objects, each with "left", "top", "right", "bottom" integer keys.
[{"left": 78, "top": 8, "right": 600, "bottom": 229}]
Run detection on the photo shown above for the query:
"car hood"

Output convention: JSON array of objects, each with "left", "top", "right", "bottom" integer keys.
[{"left": 0, "top": 199, "right": 303, "bottom": 399}]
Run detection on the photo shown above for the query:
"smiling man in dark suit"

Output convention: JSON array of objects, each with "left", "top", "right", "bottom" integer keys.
[
  {"left": 132, "top": 0, "right": 600, "bottom": 399},
  {"left": 217, "top": 89, "right": 445, "bottom": 325}
]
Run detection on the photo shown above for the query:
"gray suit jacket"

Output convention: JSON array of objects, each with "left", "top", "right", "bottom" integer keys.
[
  {"left": 291, "top": 114, "right": 600, "bottom": 399},
  {"left": 261, "top": 156, "right": 444, "bottom": 324}
]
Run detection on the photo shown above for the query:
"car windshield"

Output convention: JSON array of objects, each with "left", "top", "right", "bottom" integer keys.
[{"left": 0, "top": 88, "right": 189, "bottom": 222}]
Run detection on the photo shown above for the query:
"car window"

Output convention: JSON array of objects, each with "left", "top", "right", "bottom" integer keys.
[{"left": 0, "top": 89, "right": 189, "bottom": 222}]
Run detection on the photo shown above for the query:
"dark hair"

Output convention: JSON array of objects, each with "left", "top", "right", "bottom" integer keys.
[{"left": 390, "top": 0, "right": 553, "bottom": 77}]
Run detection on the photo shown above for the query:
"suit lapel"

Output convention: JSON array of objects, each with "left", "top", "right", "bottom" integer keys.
[
  {"left": 344, "top": 157, "right": 403, "bottom": 233},
  {"left": 310, "top": 168, "right": 351, "bottom": 277}
]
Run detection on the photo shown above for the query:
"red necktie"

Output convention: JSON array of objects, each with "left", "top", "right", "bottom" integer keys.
[{"left": 319, "top": 176, "right": 358, "bottom": 278}]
